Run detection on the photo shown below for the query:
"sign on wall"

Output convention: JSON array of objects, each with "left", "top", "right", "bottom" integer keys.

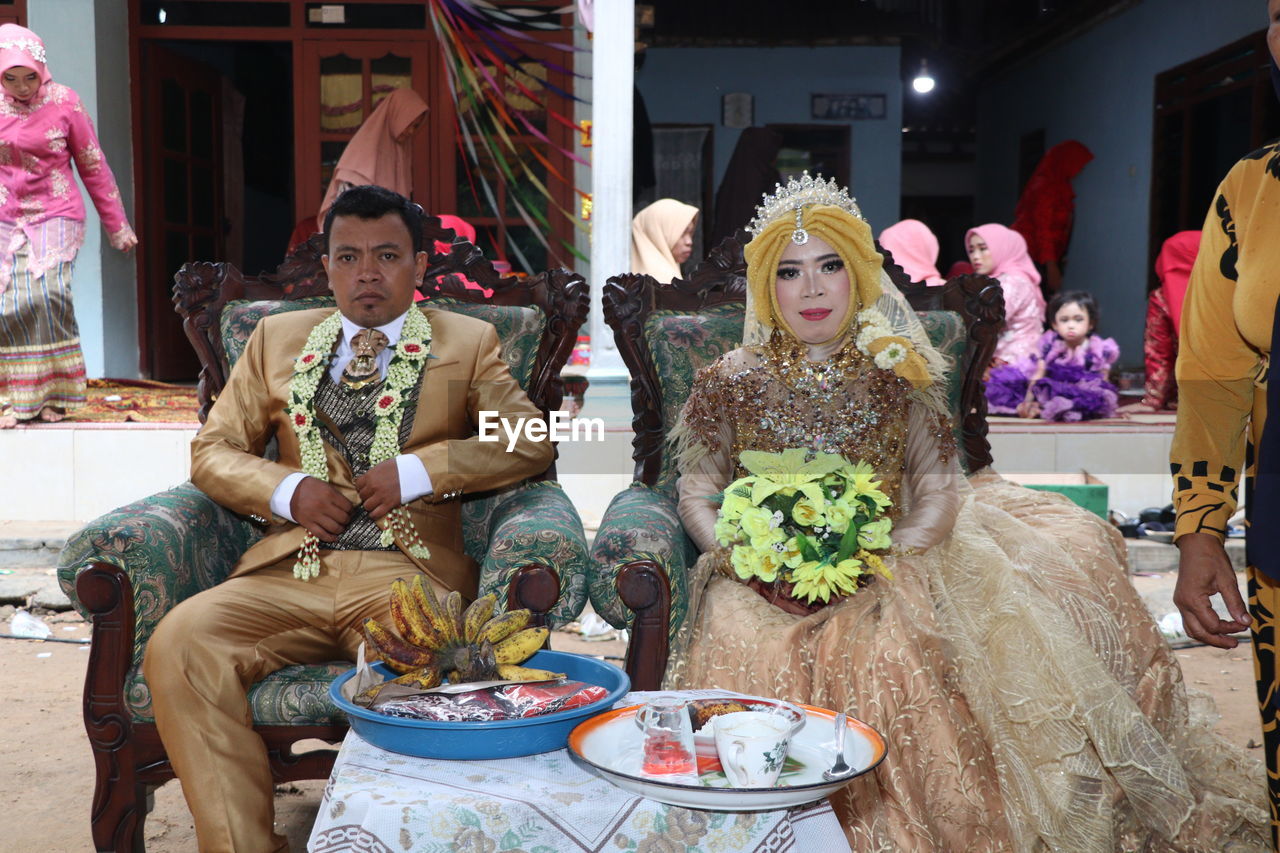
[{"left": 811, "top": 93, "right": 886, "bottom": 120}]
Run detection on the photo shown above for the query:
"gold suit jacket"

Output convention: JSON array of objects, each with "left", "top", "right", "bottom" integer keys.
[{"left": 190, "top": 307, "right": 555, "bottom": 595}]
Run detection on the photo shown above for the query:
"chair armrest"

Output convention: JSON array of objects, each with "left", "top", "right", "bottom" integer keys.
[
  {"left": 57, "top": 481, "right": 260, "bottom": 668},
  {"left": 589, "top": 484, "right": 699, "bottom": 690},
  {"left": 588, "top": 484, "right": 698, "bottom": 633},
  {"left": 477, "top": 482, "right": 589, "bottom": 628}
]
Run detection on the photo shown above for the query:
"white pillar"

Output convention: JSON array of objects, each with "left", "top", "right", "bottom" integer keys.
[{"left": 586, "top": 0, "right": 633, "bottom": 378}]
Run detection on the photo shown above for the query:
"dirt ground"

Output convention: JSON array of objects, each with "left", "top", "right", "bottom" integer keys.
[{"left": 0, "top": 604, "right": 1264, "bottom": 852}]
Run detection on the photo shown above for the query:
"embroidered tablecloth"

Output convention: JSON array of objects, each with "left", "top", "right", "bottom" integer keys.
[{"left": 307, "top": 700, "right": 852, "bottom": 853}]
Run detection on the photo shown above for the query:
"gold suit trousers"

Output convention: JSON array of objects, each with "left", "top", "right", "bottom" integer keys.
[{"left": 143, "top": 550, "right": 451, "bottom": 853}]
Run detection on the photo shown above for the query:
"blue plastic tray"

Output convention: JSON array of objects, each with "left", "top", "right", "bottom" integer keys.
[{"left": 329, "top": 649, "right": 630, "bottom": 759}]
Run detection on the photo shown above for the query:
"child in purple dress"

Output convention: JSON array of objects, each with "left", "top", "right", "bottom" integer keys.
[{"left": 986, "top": 290, "right": 1120, "bottom": 421}]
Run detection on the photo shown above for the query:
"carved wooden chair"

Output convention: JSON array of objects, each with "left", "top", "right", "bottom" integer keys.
[
  {"left": 587, "top": 230, "right": 1005, "bottom": 690},
  {"left": 56, "top": 217, "right": 591, "bottom": 852}
]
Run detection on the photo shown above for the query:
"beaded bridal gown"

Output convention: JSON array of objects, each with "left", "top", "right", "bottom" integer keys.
[{"left": 665, "top": 333, "right": 1267, "bottom": 852}]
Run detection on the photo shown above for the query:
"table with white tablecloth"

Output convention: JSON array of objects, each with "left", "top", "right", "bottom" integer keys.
[{"left": 307, "top": 700, "right": 853, "bottom": 853}]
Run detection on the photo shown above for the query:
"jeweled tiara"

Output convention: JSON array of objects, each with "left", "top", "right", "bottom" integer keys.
[{"left": 747, "top": 171, "right": 864, "bottom": 242}]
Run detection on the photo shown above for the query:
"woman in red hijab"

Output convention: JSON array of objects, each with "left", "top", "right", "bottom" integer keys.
[
  {"left": 1011, "top": 140, "right": 1094, "bottom": 295},
  {"left": 1130, "top": 230, "right": 1200, "bottom": 411}
]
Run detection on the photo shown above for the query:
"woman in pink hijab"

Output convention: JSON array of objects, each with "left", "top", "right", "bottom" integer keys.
[
  {"left": 317, "top": 87, "right": 429, "bottom": 226},
  {"left": 966, "top": 223, "right": 1045, "bottom": 365},
  {"left": 288, "top": 87, "right": 429, "bottom": 253},
  {"left": 879, "top": 219, "right": 945, "bottom": 287},
  {"left": 0, "top": 24, "right": 136, "bottom": 428}
]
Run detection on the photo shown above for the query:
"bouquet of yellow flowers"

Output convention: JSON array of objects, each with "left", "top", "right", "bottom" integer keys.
[{"left": 714, "top": 449, "right": 895, "bottom": 606}]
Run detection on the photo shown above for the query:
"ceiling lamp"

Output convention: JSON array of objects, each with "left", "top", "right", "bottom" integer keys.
[{"left": 912, "top": 59, "right": 935, "bottom": 95}]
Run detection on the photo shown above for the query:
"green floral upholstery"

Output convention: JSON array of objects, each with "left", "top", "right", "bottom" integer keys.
[
  {"left": 58, "top": 296, "right": 586, "bottom": 729},
  {"left": 55, "top": 483, "right": 350, "bottom": 724},
  {"left": 468, "top": 481, "right": 589, "bottom": 626},
  {"left": 426, "top": 297, "right": 545, "bottom": 391},
  {"left": 220, "top": 296, "right": 335, "bottom": 370},
  {"left": 589, "top": 304, "right": 974, "bottom": 647},
  {"left": 588, "top": 484, "right": 698, "bottom": 646},
  {"left": 58, "top": 483, "right": 258, "bottom": 658},
  {"left": 646, "top": 305, "right": 747, "bottom": 494},
  {"left": 121, "top": 661, "right": 349, "bottom": 726}
]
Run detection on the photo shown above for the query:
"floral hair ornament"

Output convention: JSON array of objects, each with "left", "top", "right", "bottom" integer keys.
[
  {"left": 0, "top": 24, "right": 51, "bottom": 85},
  {"left": 286, "top": 309, "right": 434, "bottom": 580}
]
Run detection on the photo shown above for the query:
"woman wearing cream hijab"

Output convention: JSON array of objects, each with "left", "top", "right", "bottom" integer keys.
[{"left": 630, "top": 198, "right": 699, "bottom": 281}]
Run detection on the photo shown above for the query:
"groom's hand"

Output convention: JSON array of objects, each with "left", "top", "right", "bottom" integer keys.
[
  {"left": 356, "top": 459, "right": 402, "bottom": 520},
  {"left": 291, "top": 478, "right": 353, "bottom": 542}
]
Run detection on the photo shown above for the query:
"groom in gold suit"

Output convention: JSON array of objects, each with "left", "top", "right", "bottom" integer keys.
[{"left": 144, "top": 185, "right": 553, "bottom": 852}]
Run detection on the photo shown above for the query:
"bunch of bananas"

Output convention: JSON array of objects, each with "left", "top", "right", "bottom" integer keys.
[{"left": 360, "top": 576, "right": 563, "bottom": 700}]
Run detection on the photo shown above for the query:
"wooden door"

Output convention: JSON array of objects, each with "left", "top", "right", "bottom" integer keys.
[
  {"left": 140, "top": 44, "right": 224, "bottom": 381},
  {"left": 297, "top": 41, "right": 434, "bottom": 226},
  {"left": 1150, "top": 29, "right": 1280, "bottom": 289},
  {"left": 0, "top": 0, "right": 25, "bottom": 25}
]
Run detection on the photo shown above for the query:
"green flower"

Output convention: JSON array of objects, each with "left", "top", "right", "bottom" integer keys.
[
  {"left": 825, "top": 499, "right": 854, "bottom": 534},
  {"left": 791, "top": 497, "right": 826, "bottom": 527},
  {"left": 749, "top": 525, "right": 787, "bottom": 551},
  {"left": 857, "top": 516, "right": 893, "bottom": 550},
  {"left": 740, "top": 448, "right": 846, "bottom": 506},
  {"left": 789, "top": 556, "right": 864, "bottom": 604},
  {"left": 730, "top": 546, "right": 763, "bottom": 580},
  {"left": 755, "top": 547, "right": 785, "bottom": 582},
  {"left": 844, "top": 461, "right": 892, "bottom": 510},
  {"left": 714, "top": 515, "right": 742, "bottom": 547},
  {"left": 721, "top": 490, "right": 752, "bottom": 519},
  {"left": 739, "top": 506, "right": 776, "bottom": 540},
  {"left": 781, "top": 536, "right": 805, "bottom": 569}
]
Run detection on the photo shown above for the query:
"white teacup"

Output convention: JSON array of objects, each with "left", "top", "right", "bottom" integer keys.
[{"left": 712, "top": 711, "right": 793, "bottom": 788}]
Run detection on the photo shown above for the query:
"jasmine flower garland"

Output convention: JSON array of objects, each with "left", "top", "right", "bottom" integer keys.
[{"left": 286, "top": 309, "right": 434, "bottom": 580}]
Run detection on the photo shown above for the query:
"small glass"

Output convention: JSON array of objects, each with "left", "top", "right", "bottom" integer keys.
[{"left": 634, "top": 695, "right": 697, "bottom": 776}]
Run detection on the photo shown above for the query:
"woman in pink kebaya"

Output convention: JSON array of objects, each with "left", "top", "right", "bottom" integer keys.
[{"left": 0, "top": 24, "right": 136, "bottom": 427}]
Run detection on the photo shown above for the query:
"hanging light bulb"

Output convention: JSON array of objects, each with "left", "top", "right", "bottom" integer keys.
[
  {"left": 912, "top": 59, "right": 935, "bottom": 95},
  {"left": 158, "top": 7, "right": 168, "bottom": 23}
]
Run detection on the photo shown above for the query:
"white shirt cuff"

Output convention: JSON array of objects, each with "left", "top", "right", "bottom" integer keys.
[
  {"left": 269, "top": 471, "right": 310, "bottom": 523},
  {"left": 396, "top": 454, "right": 433, "bottom": 504}
]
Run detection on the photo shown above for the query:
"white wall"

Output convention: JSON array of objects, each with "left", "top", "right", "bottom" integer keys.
[
  {"left": 29, "top": 0, "right": 139, "bottom": 379},
  {"left": 975, "top": 0, "right": 1265, "bottom": 362},
  {"left": 638, "top": 46, "right": 903, "bottom": 231}
]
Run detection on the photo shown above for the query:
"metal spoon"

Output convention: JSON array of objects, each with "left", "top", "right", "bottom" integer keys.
[{"left": 823, "top": 712, "right": 851, "bottom": 781}]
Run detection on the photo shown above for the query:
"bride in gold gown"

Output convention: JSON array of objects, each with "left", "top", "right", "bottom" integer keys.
[{"left": 665, "top": 175, "right": 1267, "bottom": 851}]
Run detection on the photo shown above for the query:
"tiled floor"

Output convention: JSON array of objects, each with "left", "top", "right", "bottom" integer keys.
[{"left": 0, "top": 423, "right": 196, "bottom": 522}]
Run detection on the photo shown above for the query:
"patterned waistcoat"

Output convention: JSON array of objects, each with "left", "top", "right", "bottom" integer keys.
[{"left": 312, "top": 370, "right": 422, "bottom": 551}]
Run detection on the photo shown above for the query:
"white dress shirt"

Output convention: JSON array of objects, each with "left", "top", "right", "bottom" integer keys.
[{"left": 269, "top": 310, "right": 434, "bottom": 522}]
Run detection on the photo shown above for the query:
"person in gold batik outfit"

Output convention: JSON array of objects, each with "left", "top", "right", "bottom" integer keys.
[
  {"left": 1171, "top": 6, "right": 1280, "bottom": 848},
  {"left": 666, "top": 173, "right": 1268, "bottom": 851}
]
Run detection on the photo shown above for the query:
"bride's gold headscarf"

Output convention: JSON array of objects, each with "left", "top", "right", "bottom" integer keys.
[{"left": 742, "top": 175, "right": 939, "bottom": 396}]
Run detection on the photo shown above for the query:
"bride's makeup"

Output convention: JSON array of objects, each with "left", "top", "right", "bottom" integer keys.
[{"left": 774, "top": 236, "right": 852, "bottom": 347}]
